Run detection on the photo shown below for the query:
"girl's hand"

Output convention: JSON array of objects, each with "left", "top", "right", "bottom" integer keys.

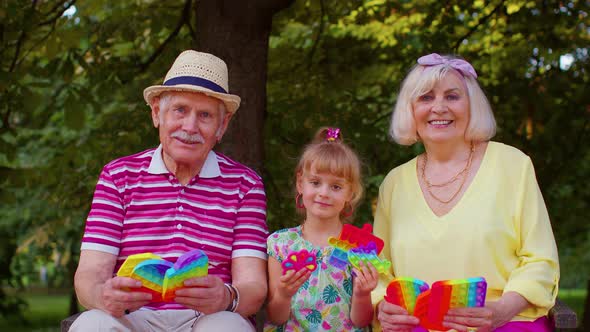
[
  {"left": 377, "top": 300, "right": 420, "bottom": 332},
  {"left": 277, "top": 268, "right": 312, "bottom": 299},
  {"left": 352, "top": 260, "right": 379, "bottom": 296}
]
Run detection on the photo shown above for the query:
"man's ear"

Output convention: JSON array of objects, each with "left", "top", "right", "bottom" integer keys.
[
  {"left": 150, "top": 97, "right": 160, "bottom": 128},
  {"left": 216, "top": 111, "right": 234, "bottom": 141}
]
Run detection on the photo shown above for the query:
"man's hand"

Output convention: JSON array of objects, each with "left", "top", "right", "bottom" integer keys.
[
  {"left": 100, "top": 276, "right": 152, "bottom": 317},
  {"left": 174, "top": 275, "right": 229, "bottom": 314},
  {"left": 75, "top": 250, "right": 151, "bottom": 317}
]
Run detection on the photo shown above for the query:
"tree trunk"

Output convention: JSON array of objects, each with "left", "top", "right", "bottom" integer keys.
[{"left": 195, "top": 0, "right": 294, "bottom": 173}]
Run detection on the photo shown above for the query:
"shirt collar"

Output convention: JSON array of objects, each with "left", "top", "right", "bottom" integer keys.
[{"left": 147, "top": 144, "right": 221, "bottom": 178}]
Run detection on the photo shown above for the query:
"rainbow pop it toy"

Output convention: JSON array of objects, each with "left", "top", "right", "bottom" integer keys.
[
  {"left": 281, "top": 249, "right": 317, "bottom": 274},
  {"left": 327, "top": 224, "right": 391, "bottom": 273},
  {"left": 384, "top": 277, "right": 430, "bottom": 314},
  {"left": 117, "top": 249, "right": 209, "bottom": 302},
  {"left": 328, "top": 224, "right": 384, "bottom": 254},
  {"left": 348, "top": 242, "right": 392, "bottom": 274},
  {"left": 385, "top": 277, "right": 487, "bottom": 331},
  {"left": 328, "top": 247, "right": 349, "bottom": 270}
]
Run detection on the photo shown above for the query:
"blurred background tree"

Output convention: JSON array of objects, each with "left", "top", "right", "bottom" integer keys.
[{"left": 1, "top": 0, "right": 588, "bottom": 318}]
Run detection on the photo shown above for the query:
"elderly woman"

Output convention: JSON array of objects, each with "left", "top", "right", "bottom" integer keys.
[{"left": 371, "top": 54, "right": 559, "bottom": 332}]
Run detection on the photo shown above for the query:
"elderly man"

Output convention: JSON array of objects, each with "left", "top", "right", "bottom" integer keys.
[{"left": 70, "top": 50, "right": 268, "bottom": 331}]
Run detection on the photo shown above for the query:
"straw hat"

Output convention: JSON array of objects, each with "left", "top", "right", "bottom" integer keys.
[{"left": 143, "top": 50, "right": 241, "bottom": 113}]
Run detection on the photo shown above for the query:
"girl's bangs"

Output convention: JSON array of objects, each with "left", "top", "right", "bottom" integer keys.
[{"left": 302, "top": 148, "right": 353, "bottom": 181}]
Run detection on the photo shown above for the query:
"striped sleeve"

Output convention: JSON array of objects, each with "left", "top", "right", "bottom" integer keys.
[
  {"left": 80, "top": 165, "right": 124, "bottom": 255},
  {"left": 232, "top": 172, "right": 268, "bottom": 260}
]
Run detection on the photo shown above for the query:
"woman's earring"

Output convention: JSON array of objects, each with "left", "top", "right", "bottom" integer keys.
[
  {"left": 341, "top": 202, "right": 353, "bottom": 217},
  {"left": 295, "top": 193, "right": 305, "bottom": 209}
]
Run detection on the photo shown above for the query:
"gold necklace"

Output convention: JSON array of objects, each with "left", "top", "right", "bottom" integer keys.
[{"left": 421, "top": 143, "right": 474, "bottom": 204}]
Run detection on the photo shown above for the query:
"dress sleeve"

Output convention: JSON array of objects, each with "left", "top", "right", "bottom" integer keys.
[
  {"left": 371, "top": 171, "right": 396, "bottom": 307},
  {"left": 266, "top": 230, "right": 289, "bottom": 263},
  {"left": 503, "top": 157, "right": 559, "bottom": 314}
]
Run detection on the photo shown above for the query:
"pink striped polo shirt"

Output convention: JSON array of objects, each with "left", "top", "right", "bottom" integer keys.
[{"left": 81, "top": 145, "right": 268, "bottom": 310}]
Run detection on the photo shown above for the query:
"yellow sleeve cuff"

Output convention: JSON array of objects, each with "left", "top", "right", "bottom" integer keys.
[{"left": 503, "top": 276, "right": 558, "bottom": 317}]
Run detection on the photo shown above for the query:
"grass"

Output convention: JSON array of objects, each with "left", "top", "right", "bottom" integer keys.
[
  {"left": 559, "top": 288, "right": 587, "bottom": 324},
  {"left": 0, "top": 289, "right": 587, "bottom": 331},
  {"left": 0, "top": 291, "right": 78, "bottom": 332}
]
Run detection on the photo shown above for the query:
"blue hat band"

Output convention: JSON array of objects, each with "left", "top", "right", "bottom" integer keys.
[{"left": 163, "top": 76, "right": 227, "bottom": 94}]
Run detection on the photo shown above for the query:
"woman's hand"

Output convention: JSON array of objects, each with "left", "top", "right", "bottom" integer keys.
[
  {"left": 277, "top": 268, "right": 312, "bottom": 299},
  {"left": 443, "top": 291, "right": 529, "bottom": 331},
  {"left": 443, "top": 306, "right": 494, "bottom": 332},
  {"left": 352, "top": 260, "right": 379, "bottom": 296},
  {"left": 377, "top": 300, "right": 420, "bottom": 332}
]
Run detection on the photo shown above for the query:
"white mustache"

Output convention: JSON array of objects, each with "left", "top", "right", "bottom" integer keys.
[{"left": 171, "top": 131, "right": 205, "bottom": 144}]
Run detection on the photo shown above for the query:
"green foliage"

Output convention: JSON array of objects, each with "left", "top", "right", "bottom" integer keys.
[
  {"left": 0, "top": 0, "right": 588, "bottom": 320},
  {"left": 0, "top": 0, "right": 192, "bottom": 315}
]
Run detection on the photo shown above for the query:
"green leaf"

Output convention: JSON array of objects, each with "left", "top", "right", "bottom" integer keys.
[
  {"left": 112, "top": 42, "right": 135, "bottom": 57},
  {"left": 322, "top": 284, "right": 339, "bottom": 304},
  {"left": 301, "top": 278, "right": 310, "bottom": 290},
  {"left": 45, "top": 35, "right": 60, "bottom": 59},
  {"left": 305, "top": 309, "right": 322, "bottom": 324},
  {"left": 21, "top": 87, "right": 42, "bottom": 114},
  {"left": 506, "top": 2, "right": 524, "bottom": 14},
  {"left": 343, "top": 277, "right": 353, "bottom": 296},
  {"left": 64, "top": 93, "right": 85, "bottom": 130}
]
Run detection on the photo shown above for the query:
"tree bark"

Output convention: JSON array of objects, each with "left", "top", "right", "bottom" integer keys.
[{"left": 195, "top": 0, "right": 294, "bottom": 173}]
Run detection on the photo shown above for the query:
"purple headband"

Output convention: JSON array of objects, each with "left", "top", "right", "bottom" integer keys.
[
  {"left": 326, "top": 128, "right": 340, "bottom": 142},
  {"left": 417, "top": 53, "right": 478, "bottom": 79}
]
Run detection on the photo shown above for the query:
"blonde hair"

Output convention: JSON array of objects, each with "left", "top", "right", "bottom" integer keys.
[
  {"left": 389, "top": 56, "right": 496, "bottom": 145},
  {"left": 295, "top": 127, "right": 364, "bottom": 221}
]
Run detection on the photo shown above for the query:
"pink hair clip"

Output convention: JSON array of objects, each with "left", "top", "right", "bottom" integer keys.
[
  {"left": 417, "top": 53, "right": 478, "bottom": 79},
  {"left": 326, "top": 128, "right": 340, "bottom": 142}
]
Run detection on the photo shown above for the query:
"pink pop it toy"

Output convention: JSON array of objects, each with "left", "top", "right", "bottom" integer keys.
[{"left": 281, "top": 249, "right": 317, "bottom": 274}]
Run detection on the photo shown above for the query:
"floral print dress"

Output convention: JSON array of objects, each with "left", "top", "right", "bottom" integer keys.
[{"left": 264, "top": 226, "right": 366, "bottom": 332}]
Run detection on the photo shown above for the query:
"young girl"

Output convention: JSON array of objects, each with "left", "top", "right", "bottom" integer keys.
[{"left": 264, "top": 127, "right": 379, "bottom": 331}]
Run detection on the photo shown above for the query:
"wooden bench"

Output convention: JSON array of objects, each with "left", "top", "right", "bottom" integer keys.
[
  {"left": 61, "top": 299, "right": 579, "bottom": 332},
  {"left": 549, "top": 299, "right": 578, "bottom": 331}
]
